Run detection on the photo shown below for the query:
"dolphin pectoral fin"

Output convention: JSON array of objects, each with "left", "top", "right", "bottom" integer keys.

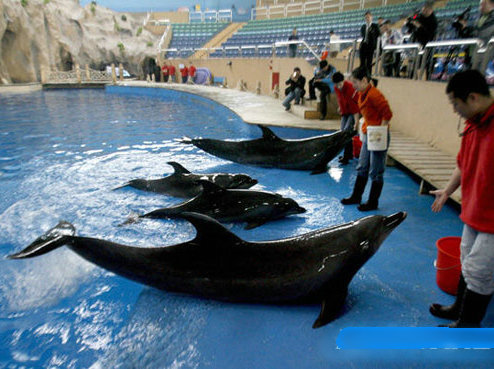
[
  {"left": 179, "top": 212, "right": 245, "bottom": 247},
  {"left": 244, "top": 219, "right": 268, "bottom": 230},
  {"left": 312, "top": 289, "right": 348, "bottom": 329},
  {"left": 7, "top": 221, "right": 76, "bottom": 259},
  {"left": 167, "top": 161, "right": 190, "bottom": 175},
  {"left": 310, "top": 166, "right": 328, "bottom": 175},
  {"left": 197, "top": 180, "right": 227, "bottom": 195}
]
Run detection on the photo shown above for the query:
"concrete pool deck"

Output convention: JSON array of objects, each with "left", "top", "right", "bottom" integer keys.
[{"left": 117, "top": 80, "right": 341, "bottom": 131}]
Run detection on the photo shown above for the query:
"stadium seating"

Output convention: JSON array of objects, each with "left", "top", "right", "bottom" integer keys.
[{"left": 166, "top": 23, "right": 228, "bottom": 58}]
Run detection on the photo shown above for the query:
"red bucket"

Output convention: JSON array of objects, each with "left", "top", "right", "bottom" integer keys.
[
  {"left": 435, "top": 237, "right": 462, "bottom": 295},
  {"left": 352, "top": 135, "right": 362, "bottom": 158}
]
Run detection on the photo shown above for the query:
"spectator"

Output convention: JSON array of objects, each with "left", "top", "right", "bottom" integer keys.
[
  {"left": 380, "top": 20, "right": 404, "bottom": 77},
  {"left": 179, "top": 64, "right": 188, "bottom": 83},
  {"left": 360, "top": 11, "right": 381, "bottom": 75},
  {"left": 308, "top": 60, "right": 336, "bottom": 120},
  {"left": 409, "top": 1, "right": 437, "bottom": 79},
  {"left": 328, "top": 30, "right": 341, "bottom": 58},
  {"left": 188, "top": 62, "right": 197, "bottom": 84},
  {"left": 410, "top": 1, "right": 437, "bottom": 47},
  {"left": 282, "top": 67, "right": 306, "bottom": 111},
  {"left": 168, "top": 64, "right": 176, "bottom": 83},
  {"left": 341, "top": 67, "right": 392, "bottom": 211},
  {"left": 332, "top": 72, "right": 360, "bottom": 164},
  {"left": 377, "top": 17, "right": 385, "bottom": 27},
  {"left": 162, "top": 63, "right": 169, "bottom": 82},
  {"left": 429, "top": 70, "right": 494, "bottom": 328},
  {"left": 288, "top": 28, "right": 299, "bottom": 58},
  {"left": 471, "top": 0, "right": 494, "bottom": 69}
]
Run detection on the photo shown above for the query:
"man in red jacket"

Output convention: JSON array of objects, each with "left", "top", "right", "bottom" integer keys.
[
  {"left": 168, "top": 64, "right": 176, "bottom": 83},
  {"left": 332, "top": 72, "right": 360, "bottom": 164},
  {"left": 430, "top": 70, "right": 494, "bottom": 328},
  {"left": 179, "top": 64, "right": 188, "bottom": 83},
  {"left": 188, "top": 62, "right": 197, "bottom": 84},
  {"left": 161, "top": 63, "right": 169, "bottom": 82}
]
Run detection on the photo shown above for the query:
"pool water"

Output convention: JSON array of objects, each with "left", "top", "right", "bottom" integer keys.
[{"left": 0, "top": 87, "right": 491, "bottom": 368}]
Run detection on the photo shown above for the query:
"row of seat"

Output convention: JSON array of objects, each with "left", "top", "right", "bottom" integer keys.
[{"left": 165, "top": 0, "right": 483, "bottom": 60}]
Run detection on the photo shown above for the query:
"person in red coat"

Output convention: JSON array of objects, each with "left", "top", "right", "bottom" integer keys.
[
  {"left": 161, "top": 63, "right": 169, "bottom": 82},
  {"left": 179, "top": 64, "right": 188, "bottom": 83},
  {"left": 188, "top": 62, "right": 197, "bottom": 83},
  {"left": 430, "top": 70, "right": 494, "bottom": 328},
  {"left": 332, "top": 71, "right": 360, "bottom": 164},
  {"left": 168, "top": 64, "right": 176, "bottom": 83}
]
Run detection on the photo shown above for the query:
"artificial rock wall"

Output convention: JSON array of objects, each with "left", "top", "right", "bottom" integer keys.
[{"left": 0, "top": 0, "right": 158, "bottom": 83}]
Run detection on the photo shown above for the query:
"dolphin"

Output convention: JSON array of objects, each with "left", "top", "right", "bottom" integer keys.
[
  {"left": 8, "top": 211, "right": 407, "bottom": 328},
  {"left": 114, "top": 161, "right": 258, "bottom": 198},
  {"left": 181, "top": 125, "right": 355, "bottom": 174},
  {"left": 125, "top": 180, "right": 306, "bottom": 229}
]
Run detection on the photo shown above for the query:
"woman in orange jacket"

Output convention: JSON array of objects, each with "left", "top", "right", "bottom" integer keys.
[{"left": 341, "top": 66, "right": 393, "bottom": 211}]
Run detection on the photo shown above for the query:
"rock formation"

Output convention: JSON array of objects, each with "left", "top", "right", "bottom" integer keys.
[{"left": 0, "top": 0, "right": 159, "bottom": 83}]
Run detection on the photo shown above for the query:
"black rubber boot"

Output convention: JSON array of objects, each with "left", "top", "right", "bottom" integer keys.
[
  {"left": 341, "top": 176, "right": 367, "bottom": 205},
  {"left": 358, "top": 180, "right": 383, "bottom": 211},
  {"left": 442, "top": 288, "right": 493, "bottom": 328},
  {"left": 430, "top": 274, "right": 466, "bottom": 320}
]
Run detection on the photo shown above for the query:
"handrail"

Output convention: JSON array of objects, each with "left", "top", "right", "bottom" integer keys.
[
  {"left": 161, "top": 37, "right": 492, "bottom": 80},
  {"left": 274, "top": 40, "right": 320, "bottom": 60}
]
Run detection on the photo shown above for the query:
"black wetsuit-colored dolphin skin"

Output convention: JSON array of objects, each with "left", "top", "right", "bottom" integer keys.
[
  {"left": 131, "top": 180, "right": 306, "bottom": 230},
  {"left": 8, "top": 211, "right": 406, "bottom": 328},
  {"left": 182, "top": 125, "right": 355, "bottom": 174},
  {"left": 114, "top": 161, "right": 258, "bottom": 198}
]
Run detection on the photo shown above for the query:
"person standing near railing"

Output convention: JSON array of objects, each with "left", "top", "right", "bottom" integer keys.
[
  {"left": 380, "top": 20, "right": 404, "bottom": 77},
  {"left": 475, "top": 0, "right": 494, "bottom": 46},
  {"left": 328, "top": 30, "right": 341, "bottom": 58},
  {"left": 359, "top": 11, "right": 381, "bottom": 75},
  {"left": 288, "top": 28, "right": 299, "bottom": 58},
  {"left": 409, "top": 1, "right": 437, "bottom": 79}
]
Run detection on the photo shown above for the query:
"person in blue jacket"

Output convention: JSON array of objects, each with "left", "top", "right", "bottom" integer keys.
[{"left": 307, "top": 60, "right": 336, "bottom": 120}]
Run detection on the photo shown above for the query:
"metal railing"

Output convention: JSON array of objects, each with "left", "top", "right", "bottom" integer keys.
[
  {"left": 373, "top": 38, "right": 491, "bottom": 80},
  {"left": 160, "top": 36, "right": 493, "bottom": 83},
  {"left": 189, "top": 9, "right": 233, "bottom": 23},
  {"left": 251, "top": 0, "right": 396, "bottom": 19}
]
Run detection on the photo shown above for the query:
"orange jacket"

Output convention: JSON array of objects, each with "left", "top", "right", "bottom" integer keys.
[{"left": 356, "top": 84, "right": 392, "bottom": 133}]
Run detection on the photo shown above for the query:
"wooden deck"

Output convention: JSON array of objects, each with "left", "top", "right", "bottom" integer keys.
[{"left": 388, "top": 131, "right": 461, "bottom": 205}]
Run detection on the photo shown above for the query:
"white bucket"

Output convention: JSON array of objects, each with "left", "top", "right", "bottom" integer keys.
[{"left": 367, "top": 125, "right": 388, "bottom": 151}]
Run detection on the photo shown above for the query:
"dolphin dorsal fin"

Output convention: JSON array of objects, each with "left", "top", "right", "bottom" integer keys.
[
  {"left": 258, "top": 125, "right": 281, "bottom": 141},
  {"left": 167, "top": 161, "right": 190, "bottom": 175},
  {"left": 197, "top": 180, "right": 227, "bottom": 195},
  {"left": 181, "top": 212, "right": 244, "bottom": 247}
]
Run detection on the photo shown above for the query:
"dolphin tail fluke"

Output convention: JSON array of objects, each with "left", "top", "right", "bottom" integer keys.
[
  {"left": 7, "top": 221, "right": 76, "bottom": 260},
  {"left": 118, "top": 212, "right": 143, "bottom": 227},
  {"left": 179, "top": 137, "right": 193, "bottom": 144},
  {"left": 312, "top": 288, "right": 348, "bottom": 329}
]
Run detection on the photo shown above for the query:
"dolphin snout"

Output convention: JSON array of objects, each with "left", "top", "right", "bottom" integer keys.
[
  {"left": 383, "top": 211, "right": 407, "bottom": 231},
  {"left": 295, "top": 206, "right": 307, "bottom": 214}
]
